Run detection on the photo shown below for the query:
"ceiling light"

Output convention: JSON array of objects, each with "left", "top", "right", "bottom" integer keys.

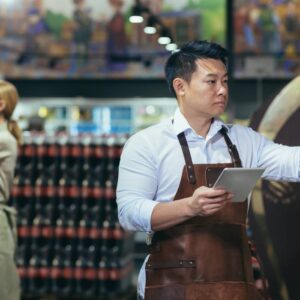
[
  {"left": 129, "top": 15, "right": 143, "bottom": 23},
  {"left": 144, "top": 26, "right": 156, "bottom": 34},
  {"left": 166, "top": 43, "right": 178, "bottom": 51},
  {"left": 144, "top": 15, "right": 157, "bottom": 34},
  {"left": 158, "top": 36, "right": 171, "bottom": 45},
  {"left": 158, "top": 27, "right": 172, "bottom": 45},
  {"left": 129, "top": 3, "right": 144, "bottom": 23}
]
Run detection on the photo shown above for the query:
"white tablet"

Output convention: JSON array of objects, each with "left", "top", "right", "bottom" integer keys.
[{"left": 213, "top": 168, "right": 265, "bottom": 202}]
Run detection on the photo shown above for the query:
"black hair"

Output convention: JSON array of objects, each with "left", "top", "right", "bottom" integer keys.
[{"left": 164, "top": 40, "right": 228, "bottom": 97}]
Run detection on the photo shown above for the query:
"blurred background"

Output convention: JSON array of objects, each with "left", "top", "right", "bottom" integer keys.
[{"left": 1, "top": 0, "right": 299, "bottom": 299}]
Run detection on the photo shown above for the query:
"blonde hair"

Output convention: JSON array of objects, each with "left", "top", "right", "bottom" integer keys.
[{"left": 0, "top": 80, "right": 22, "bottom": 145}]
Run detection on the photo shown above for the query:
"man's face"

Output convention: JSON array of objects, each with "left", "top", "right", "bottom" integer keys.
[{"left": 177, "top": 58, "right": 228, "bottom": 120}]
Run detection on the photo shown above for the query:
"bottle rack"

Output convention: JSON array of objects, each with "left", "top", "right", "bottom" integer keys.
[{"left": 9, "top": 132, "right": 134, "bottom": 298}]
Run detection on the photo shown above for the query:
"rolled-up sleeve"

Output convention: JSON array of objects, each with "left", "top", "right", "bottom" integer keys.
[{"left": 116, "top": 134, "right": 159, "bottom": 232}]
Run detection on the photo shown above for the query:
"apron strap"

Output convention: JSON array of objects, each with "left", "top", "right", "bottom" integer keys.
[
  {"left": 177, "top": 132, "right": 196, "bottom": 184},
  {"left": 219, "top": 126, "right": 243, "bottom": 167}
]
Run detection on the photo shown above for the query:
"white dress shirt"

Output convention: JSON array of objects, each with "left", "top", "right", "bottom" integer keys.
[{"left": 116, "top": 108, "right": 300, "bottom": 298}]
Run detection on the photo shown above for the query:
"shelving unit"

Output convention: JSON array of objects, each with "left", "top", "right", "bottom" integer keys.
[
  {"left": 10, "top": 132, "right": 134, "bottom": 299},
  {"left": 14, "top": 97, "right": 177, "bottom": 135}
]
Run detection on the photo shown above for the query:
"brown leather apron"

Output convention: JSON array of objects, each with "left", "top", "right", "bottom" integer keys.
[{"left": 145, "top": 127, "right": 264, "bottom": 300}]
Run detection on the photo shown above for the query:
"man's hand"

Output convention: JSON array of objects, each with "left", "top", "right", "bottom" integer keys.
[
  {"left": 187, "top": 186, "right": 233, "bottom": 217},
  {"left": 151, "top": 186, "right": 233, "bottom": 231}
]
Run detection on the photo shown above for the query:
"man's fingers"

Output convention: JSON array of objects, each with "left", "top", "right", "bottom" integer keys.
[
  {"left": 199, "top": 194, "right": 233, "bottom": 216},
  {"left": 196, "top": 186, "right": 227, "bottom": 197},
  {"left": 199, "top": 193, "right": 232, "bottom": 204}
]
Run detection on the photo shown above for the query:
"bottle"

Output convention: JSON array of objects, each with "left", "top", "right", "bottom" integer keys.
[
  {"left": 58, "top": 174, "right": 80, "bottom": 230},
  {"left": 81, "top": 176, "right": 104, "bottom": 228},
  {"left": 58, "top": 134, "right": 70, "bottom": 181},
  {"left": 20, "top": 132, "right": 37, "bottom": 185},
  {"left": 35, "top": 176, "right": 56, "bottom": 227},
  {"left": 103, "top": 179, "right": 117, "bottom": 217},
  {"left": 51, "top": 255, "right": 73, "bottom": 295},
  {"left": 75, "top": 240, "right": 98, "bottom": 294},
  {"left": 27, "top": 255, "right": 42, "bottom": 294},
  {"left": 12, "top": 177, "right": 34, "bottom": 227},
  {"left": 35, "top": 133, "right": 47, "bottom": 178},
  {"left": 97, "top": 254, "right": 110, "bottom": 295},
  {"left": 81, "top": 134, "right": 94, "bottom": 180},
  {"left": 92, "top": 135, "right": 107, "bottom": 186},
  {"left": 16, "top": 219, "right": 31, "bottom": 294},
  {"left": 30, "top": 215, "right": 52, "bottom": 268},
  {"left": 69, "top": 135, "right": 83, "bottom": 185},
  {"left": 106, "top": 135, "right": 120, "bottom": 187},
  {"left": 45, "top": 134, "right": 59, "bottom": 184}
]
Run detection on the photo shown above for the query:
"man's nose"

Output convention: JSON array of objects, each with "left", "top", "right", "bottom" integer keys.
[{"left": 217, "top": 83, "right": 228, "bottom": 95}]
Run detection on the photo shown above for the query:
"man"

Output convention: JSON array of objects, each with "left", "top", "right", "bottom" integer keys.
[{"left": 116, "top": 40, "right": 300, "bottom": 300}]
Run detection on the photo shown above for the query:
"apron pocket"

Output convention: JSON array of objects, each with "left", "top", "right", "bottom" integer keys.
[{"left": 146, "top": 259, "right": 196, "bottom": 286}]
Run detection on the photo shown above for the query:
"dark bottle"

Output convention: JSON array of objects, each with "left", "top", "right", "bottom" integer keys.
[
  {"left": 58, "top": 134, "right": 70, "bottom": 180},
  {"left": 106, "top": 135, "right": 121, "bottom": 187},
  {"left": 103, "top": 179, "right": 117, "bottom": 216},
  {"left": 13, "top": 177, "right": 34, "bottom": 227},
  {"left": 45, "top": 134, "right": 59, "bottom": 183},
  {"left": 17, "top": 255, "right": 29, "bottom": 294},
  {"left": 69, "top": 135, "right": 83, "bottom": 185},
  {"left": 81, "top": 176, "right": 104, "bottom": 227},
  {"left": 74, "top": 258, "right": 84, "bottom": 295},
  {"left": 35, "top": 133, "right": 47, "bottom": 177},
  {"left": 81, "top": 134, "right": 93, "bottom": 178},
  {"left": 108, "top": 257, "right": 121, "bottom": 292},
  {"left": 53, "top": 237, "right": 75, "bottom": 274},
  {"left": 16, "top": 234, "right": 31, "bottom": 269},
  {"left": 20, "top": 133, "right": 37, "bottom": 185},
  {"left": 27, "top": 255, "right": 43, "bottom": 294},
  {"left": 16, "top": 220, "right": 31, "bottom": 294},
  {"left": 82, "top": 266, "right": 98, "bottom": 296},
  {"left": 38, "top": 256, "right": 51, "bottom": 295},
  {"left": 92, "top": 135, "right": 107, "bottom": 186},
  {"left": 97, "top": 255, "right": 110, "bottom": 295},
  {"left": 76, "top": 238, "right": 98, "bottom": 268},
  {"left": 30, "top": 215, "right": 53, "bottom": 268},
  {"left": 58, "top": 174, "right": 80, "bottom": 229},
  {"left": 35, "top": 176, "right": 57, "bottom": 227},
  {"left": 51, "top": 255, "right": 74, "bottom": 295},
  {"left": 100, "top": 219, "right": 114, "bottom": 258},
  {"left": 76, "top": 258, "right": 97, "bottom": 297}
]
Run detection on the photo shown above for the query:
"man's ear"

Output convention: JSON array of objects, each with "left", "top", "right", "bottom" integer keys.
[
  {"left": 172, "top": 78, "right": 185, "bottom": 97},
  {"left": 0, "top": 99, "right": 6, "bottom": 112}
]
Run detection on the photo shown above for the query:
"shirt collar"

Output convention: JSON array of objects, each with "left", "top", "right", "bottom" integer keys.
[
  {"left": 172, "top": 107, "right": 230, "bottom": 139},
  {"left": 172, "top": 108, "right": 191, "bottom": 135}
]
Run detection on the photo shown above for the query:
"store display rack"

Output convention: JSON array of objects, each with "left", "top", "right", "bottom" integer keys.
[{"left": 9, "top": 132, "right": 134, "bottom": 299}]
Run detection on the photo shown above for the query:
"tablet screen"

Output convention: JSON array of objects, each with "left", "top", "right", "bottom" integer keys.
[{"left": 213, "top": 168, "right": 265, "bottom": 202}]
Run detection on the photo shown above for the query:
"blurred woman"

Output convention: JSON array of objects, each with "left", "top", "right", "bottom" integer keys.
[{"left": 0, "top": 80, "right": 22, "bottom": 300}]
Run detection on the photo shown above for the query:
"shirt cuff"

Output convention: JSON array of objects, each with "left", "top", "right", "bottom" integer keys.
[{"left": 138, "top": 199, "right": 159, "bottom": 232}]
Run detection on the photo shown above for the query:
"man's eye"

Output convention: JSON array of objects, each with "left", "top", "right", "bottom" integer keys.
[{"left": 207, "top": 80, "right": 216, "bottom": 84}]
